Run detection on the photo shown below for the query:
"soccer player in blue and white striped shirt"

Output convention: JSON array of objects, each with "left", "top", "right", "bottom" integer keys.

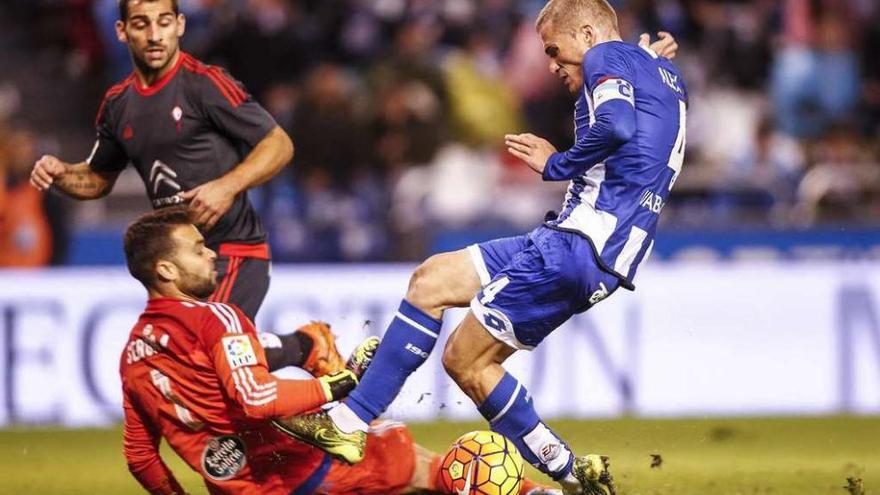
[{"left": 280, "top": 2, "right": 684, "bottom": 493}]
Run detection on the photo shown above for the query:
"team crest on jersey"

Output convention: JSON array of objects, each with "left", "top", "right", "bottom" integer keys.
[
  {"left": 201, "top": 435, "right": 247, "bottom": 481},
  {"left": 171, "top": 105, "right": 183, "bottom": 132},
  {"left": 223, "top": 335, "right": 258, "bottom": 369},
  {"left": 123, "top": 124, "right": 134, "bottom": 140}
]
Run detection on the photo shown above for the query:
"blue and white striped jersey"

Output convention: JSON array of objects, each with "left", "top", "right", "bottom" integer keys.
[{"left": 543, "top": 41, "right": 688, "bottom": 289}]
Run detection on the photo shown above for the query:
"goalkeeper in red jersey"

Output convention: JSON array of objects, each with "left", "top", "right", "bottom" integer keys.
[{"left": 120, "top": 207, "right": 558, "bottom": 495}]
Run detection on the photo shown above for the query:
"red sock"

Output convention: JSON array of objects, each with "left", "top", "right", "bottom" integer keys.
[{"left": 429, "top": 454, "right": 445, "bottom": 492}]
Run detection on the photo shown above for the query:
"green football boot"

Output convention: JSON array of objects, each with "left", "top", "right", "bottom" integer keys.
[
  {"left": 272, "top": 336, "right": 380, "bottom": 464},
  {"left": 571, "top": 454, "right": 616, "bottom": 495},
  {"left": 345, "top": 336, "right": 380, "bottom": 378},
  {"left": 272, "top": 410, "right": 366, "bottom": 464}
]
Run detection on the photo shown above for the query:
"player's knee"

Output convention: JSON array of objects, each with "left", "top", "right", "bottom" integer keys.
[{"left": 406, "top": 254, "right": 450, "bottom": 311}]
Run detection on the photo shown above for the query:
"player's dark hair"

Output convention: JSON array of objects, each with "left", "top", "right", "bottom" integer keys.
[
  {"left": 124, "top": 207, "right": 193, "bottom": 288},
  {"left": 118, "top": 0, "right": 180, "bottom": 22}
]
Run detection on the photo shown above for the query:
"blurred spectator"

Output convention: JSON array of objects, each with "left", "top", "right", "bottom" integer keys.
[
  {"left": 444, "top": 27, "right": 525, "bottom": 145},
  {"left": 266, "top": 64, "right": 389, "bottom": 262},
  {"left": 206, "top": 0, "right": 316, "bottom": 100},
  {"left": 859, "top": 4, "right": 880, "bottom": 137},
  {"left": 771, "top": 0, "right": 861, "bottom": 138},
  {"left": 291, "top": 64, "right": 370, "bottom": 186},
  {"left": 795, "top": 127, "right": 880, "bottom": 224},
  {"left": 367, "top": 18, "right": 449, "bottom": 172},
  {"left": 265, "top": 171, "right": 390, "bottom": 262},
  {"left": 0, "top": 127, "right": 53, "bottom": 267},
  {"left": 719, "top": 116, "right": 805, "bottom": 224},
  {"left": 93, "top": 0, "right": 132, "bottom": 79}
]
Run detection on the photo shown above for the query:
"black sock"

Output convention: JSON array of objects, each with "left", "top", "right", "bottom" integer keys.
[{"left": 264, "top": 332, "right": 314, "bottom": 371}]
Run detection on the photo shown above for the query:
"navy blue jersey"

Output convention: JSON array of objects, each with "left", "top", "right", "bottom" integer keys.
[{"left": 543, "top": 41, "right": 688, "bottom": 289}]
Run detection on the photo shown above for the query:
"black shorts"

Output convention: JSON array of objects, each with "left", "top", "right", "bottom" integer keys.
[{"left": 208, "top": 242, "right": 271, "bottom": 321}]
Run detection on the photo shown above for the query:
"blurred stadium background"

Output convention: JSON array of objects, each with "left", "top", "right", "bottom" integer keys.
[{"left": 1, "top": 0, "right": 879, "bottom": 493}]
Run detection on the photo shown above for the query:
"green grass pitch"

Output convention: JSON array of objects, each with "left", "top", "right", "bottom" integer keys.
[{"left": 1, "top": 416, "right": 876, "bottom": 494}]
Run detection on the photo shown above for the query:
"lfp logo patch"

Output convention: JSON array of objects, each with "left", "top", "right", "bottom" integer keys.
[{"left": 222, "top": 335, "right": 257, "bottom": 369}]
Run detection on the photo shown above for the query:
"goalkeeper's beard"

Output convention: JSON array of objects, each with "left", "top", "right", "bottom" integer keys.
[{"left": 178, "top": 268, "right": 218, "bottom": 300}]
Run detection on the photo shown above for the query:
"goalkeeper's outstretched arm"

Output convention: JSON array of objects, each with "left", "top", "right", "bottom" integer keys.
[
  {"left": 123, "top": 393, "right": 188, "bottom": 495},
  {"left": 205, "top": 304, "right": 359, "bottom": 420}
]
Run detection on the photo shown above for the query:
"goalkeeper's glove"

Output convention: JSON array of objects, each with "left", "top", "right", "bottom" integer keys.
[
  {"left": 297, "top": 321, "right": 345, "bottom": 377},
  {"left": 317, "top": 369, "right": 359, "bottom": 402}
]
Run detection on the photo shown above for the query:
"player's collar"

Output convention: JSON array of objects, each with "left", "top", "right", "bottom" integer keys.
[{"left": 132, "top": 51, "right": 188, "bottom": 97}]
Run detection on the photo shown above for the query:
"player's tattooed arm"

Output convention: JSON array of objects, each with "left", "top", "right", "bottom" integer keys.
[
  {"left": 31, "top": 156, "right": 119, "bottom": 199},
  {"left": 180, "top": 126, "right": 293, "bottom": 230},
  {"left": 55, "top": 168, "right": 106, "bottom": 197}
]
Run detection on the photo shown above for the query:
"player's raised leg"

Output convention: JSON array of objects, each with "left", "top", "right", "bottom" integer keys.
[
  {"left": 274, "top": 249, "right": 482, "bottom": 463},
  {"left": 344, "top": 249, "right": 482, "bottom": 421}
]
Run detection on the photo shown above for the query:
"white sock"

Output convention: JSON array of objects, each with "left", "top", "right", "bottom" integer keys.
[
  {"left": 328, "top": 403, "right": 369, "bottom": 433},
  {"left": 557, "top": 472, "right": 582, "bottom": 494}
]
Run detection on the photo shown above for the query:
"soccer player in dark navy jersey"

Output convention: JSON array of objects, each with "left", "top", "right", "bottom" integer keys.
[
  {"left": 30, "top": 0, "right": 335, "bottom": 371},
  {"left": 279, "top": 2, "right": 683, "bottom": 494}
]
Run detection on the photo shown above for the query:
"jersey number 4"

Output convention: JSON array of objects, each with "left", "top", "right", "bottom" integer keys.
[
  {"left": 479, "top": 277, "right": 511, "bottom": 332},
  {"left": 667, "top": 100, "right": 686, "bottom": 191},
  {"left": 480, "top": 277, "right": 510, "bottom": 305}
]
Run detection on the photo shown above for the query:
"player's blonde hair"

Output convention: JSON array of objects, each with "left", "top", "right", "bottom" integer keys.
[{"left": 535, "top": 0, "right": 619, "bottom": 35}]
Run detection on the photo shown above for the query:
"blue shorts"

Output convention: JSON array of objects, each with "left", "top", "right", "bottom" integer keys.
[{"left": 467, "top": 226, "right": 621, "bottom": 350}]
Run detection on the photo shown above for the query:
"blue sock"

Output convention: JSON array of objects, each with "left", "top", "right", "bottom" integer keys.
[
  {"left": 479, "top": 372, "right": 574, "bottom": 480},
  {"left": 345, "top": 300, "right": 441, "bottom": 423}
]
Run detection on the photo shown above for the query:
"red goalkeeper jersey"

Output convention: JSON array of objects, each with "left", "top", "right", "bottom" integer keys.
[{"left": 119, "top": 298, "right": 331, "bottom": 495}]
